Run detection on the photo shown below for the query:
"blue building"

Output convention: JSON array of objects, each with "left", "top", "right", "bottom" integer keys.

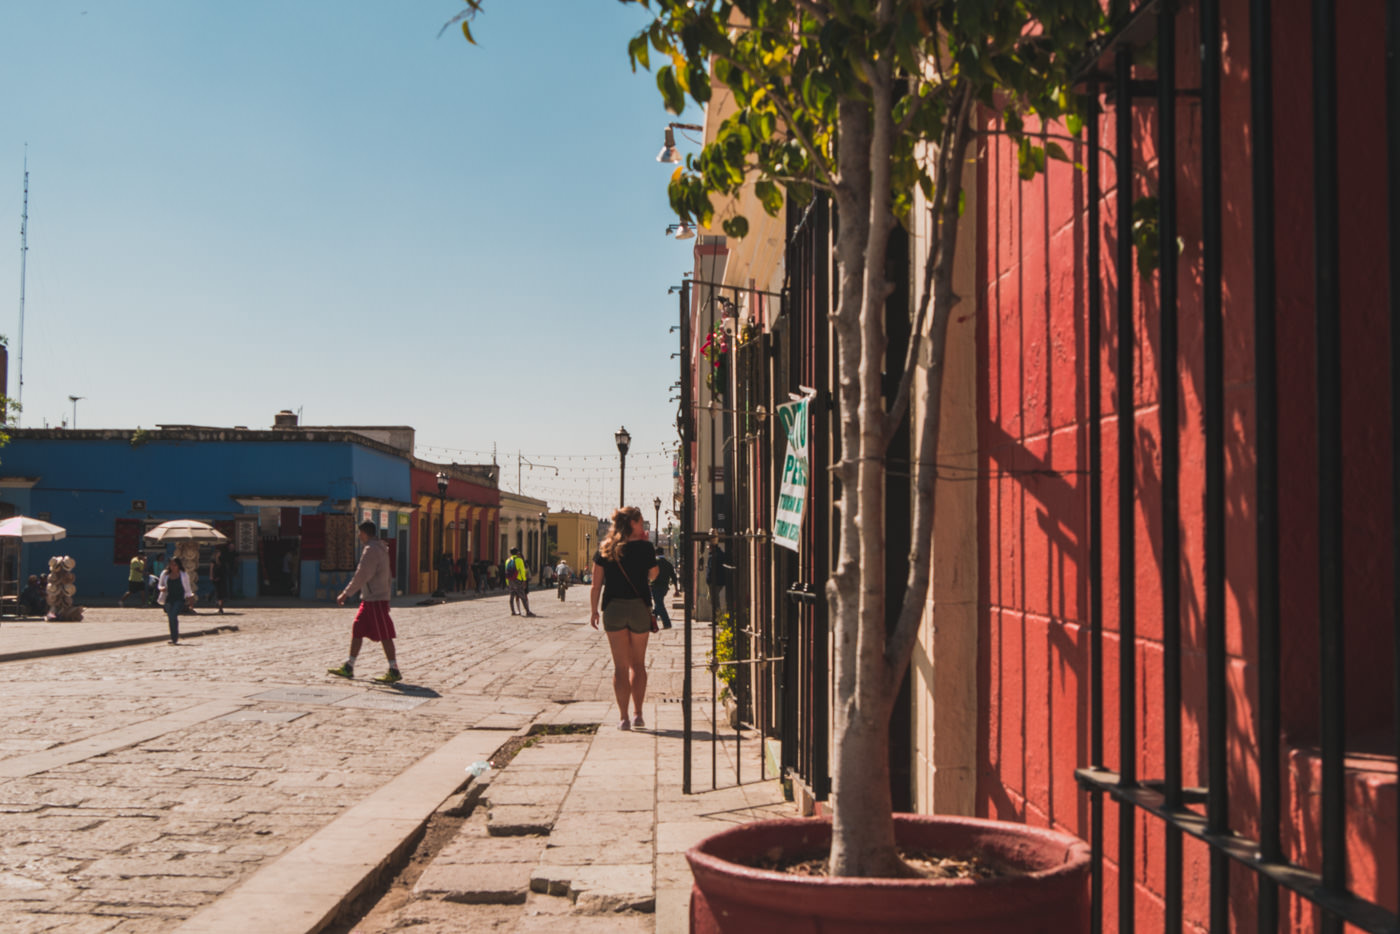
[{"left": 0, "top": 415, "right": 416, "bottom": 601}]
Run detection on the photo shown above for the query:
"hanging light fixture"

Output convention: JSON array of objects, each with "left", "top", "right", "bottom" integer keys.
[
  {"left": 655, "top": 122, "right": 703, "bottom": 164},
  {"left": 657, "top": 127, "right": 680, "bottom": 163}
]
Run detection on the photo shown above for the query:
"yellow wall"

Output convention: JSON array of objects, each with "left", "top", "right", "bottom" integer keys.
[{"left": 549, "top": 511, "right": 600, "bottom": 573}]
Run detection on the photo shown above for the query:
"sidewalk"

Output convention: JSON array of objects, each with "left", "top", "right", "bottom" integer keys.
[
  {"left": 329, "top": 697, "right": 792, "bottom": 933},
  {"left": 0, "top": 614, "right": 239, "bottom": 662}
]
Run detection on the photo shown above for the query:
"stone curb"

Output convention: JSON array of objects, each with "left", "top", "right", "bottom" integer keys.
[
  {"left": 171, "top": 728, "right": 509, "bottom": 934},
  {"left": 0, "top": 624, "right": 240, "bottom": 663}
]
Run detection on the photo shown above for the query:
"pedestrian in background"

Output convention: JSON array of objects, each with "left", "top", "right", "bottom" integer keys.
[
  {"left": 590, "top": 506, "right": 658, "bottom": 731},
  {"left": 329, "top": 520, "right": 402, "bottom": 684},
  {"left": 209, "top": 545, "right": 231, "bottom": 614},
  {"left": 555, "top": 558, "right": 572, "bottom": 601},
  {"left": 651, "top": 552, "right": 676, "bottom": 629},
  {"left": 118, "top": 552, "right": 146, "bottom": 608},
  {"left": 157, "top": 557, "right": 194, "bottom": 644},
  {"left": 505, "top": 547, "right": 535, "bottom": 617},
  {"left": 19, "top": 575, "right": 44, "bottom": 616},
  {"left": 706, "top": 541, "right": 730, "bottom": 616}
]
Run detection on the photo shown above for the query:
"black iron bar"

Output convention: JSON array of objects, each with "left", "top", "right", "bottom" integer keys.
[
  {"left": 1075, "top": 768, "right": 1400, "bottom": 934},
  {"left": 1157, "top": 7, "right": 1183, "bottom": 932},
  {"left": 1388, "top": 0, "right": 1400, "bottom": 918},
  {"left": 1389, "top": 0, "right": 1400, "bottom": 915},
  {"left": 1114, "top": 46, "right": 1137, "bottom": 934},
  {"left": 712, "top": 613, "right": 719, "bottom": 790},
  {"left": 1251, "top": 0, "right": 1281, "bottom": 929},
  {"left": 1087, "top": 77, "right": 1106, "bottom": 934},
  {"left": 682, "top": 282, "right": 694, "bottom": 796},
  {"left": 1313, "top": 1, "right": 1345, "bottom": 931},
  {"left": 1201, "top": 0, "right": 1230, "bottom": 927},
  {"left": 814, "top": 198, "right": 832, "bottom": 802}
]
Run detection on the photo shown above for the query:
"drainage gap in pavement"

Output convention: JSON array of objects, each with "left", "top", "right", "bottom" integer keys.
[
  {"left": 321, "top": 808, "right": 468, "bottom": 934},
  {"left": 324, "top": 728, "right": 599, "bottom": 934}
]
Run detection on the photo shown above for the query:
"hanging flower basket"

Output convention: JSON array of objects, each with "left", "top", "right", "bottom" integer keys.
[{"left": 701, "top": 323, "right": 730, "bottom": 399}]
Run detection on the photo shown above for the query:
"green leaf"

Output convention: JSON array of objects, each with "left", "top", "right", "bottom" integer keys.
[
  {"left": 628, "top": 35, "right": 650, "bottom": 72},
  {"left": 754, "top": 179, "right": 783, "bottom": 216},
  {"left": 461, "top": 20, "right": 475, "bottom": 45},
  {"left": 722, "top": 215, "right": 750, "bottom": 239},
  {"left": 1065, "top": 111, "right": 1084, "bottom": 136},
  {"left": 656, "top": 66, "right": 686, "bottom": 115},
  {"left": 690, "top": 68, "right": 711, "bottom": 105},
  {"left": 1045, "top": 141, "right": 1070, "bottom": 163}
]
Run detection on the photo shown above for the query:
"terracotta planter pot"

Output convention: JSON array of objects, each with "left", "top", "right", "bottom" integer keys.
[{"left": 687, "top": 814, "right": 1090, "bottom": 933}]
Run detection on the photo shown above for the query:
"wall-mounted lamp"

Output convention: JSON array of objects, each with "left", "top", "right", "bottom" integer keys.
[
  {"left": 665, "top": 222, "right": 696, "bottom": 241},
  {"left": 657, "top": 122, "right": 703, "bottom": 163}
]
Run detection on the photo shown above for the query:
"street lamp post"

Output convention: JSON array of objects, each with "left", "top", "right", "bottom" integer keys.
[
  {"left": 433, "top": 471, "right": 448, "bottom": 597},
  {"left": 585, "top": 532, "right": 591, "bottom": 571},
  {"left": 653, "top": 496, "right": 661, "bottom": 545},
  {"left": 538, "top": 512, "right": 547, "bottom": 584},
  {"left": 614, "top": 426, "right": 631, "bottom": 508},
  {"left": 68, "top": 395, "right": 84, "bottom": 429}
]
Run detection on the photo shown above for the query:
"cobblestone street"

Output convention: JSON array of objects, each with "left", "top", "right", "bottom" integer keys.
[{"left": 0, "top": 593, "right": 689, "bottom": 933}]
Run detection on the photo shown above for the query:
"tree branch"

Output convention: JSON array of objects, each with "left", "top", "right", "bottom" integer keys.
[
  {"left": 882, "top": 83, "right": 971, "bottom": 446},
  {"left": 885, "top": 99, "right": 976, "bottom": 684},
  {"left": 700, "top": 49, "right": 839, "bottom": 191}
]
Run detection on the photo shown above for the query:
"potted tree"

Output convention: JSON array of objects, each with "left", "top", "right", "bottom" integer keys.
[
  {"left": 446, "top": 1, "right": 1111, "bottom": 929},
  {"left": 624, "top": 1, "right": 1107, "bottom": 930}
]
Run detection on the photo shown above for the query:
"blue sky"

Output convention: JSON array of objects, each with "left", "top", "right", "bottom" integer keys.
[{"left": 0, "top": 0, "right": 696, "bottom": 519}]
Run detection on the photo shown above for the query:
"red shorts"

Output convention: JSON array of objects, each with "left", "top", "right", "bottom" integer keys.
[{"left": 351, "top": 600, "right": 397, "bottom": 642}]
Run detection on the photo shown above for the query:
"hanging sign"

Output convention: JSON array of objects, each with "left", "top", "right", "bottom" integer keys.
[{"left": 773, "top": 397, "right": 810, "bottom": 553}]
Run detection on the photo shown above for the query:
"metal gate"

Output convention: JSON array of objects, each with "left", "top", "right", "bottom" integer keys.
[
  {"left": 1072, "top": 2, "right": 1399, "bottom": 931},
  {"left": 677, "top": 275, "right": 788, "bottom": 794}
]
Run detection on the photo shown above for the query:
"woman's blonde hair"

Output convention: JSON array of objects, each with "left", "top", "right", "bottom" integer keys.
[{"left": 600, "top": 506, "right": 644, "bottom": 562}]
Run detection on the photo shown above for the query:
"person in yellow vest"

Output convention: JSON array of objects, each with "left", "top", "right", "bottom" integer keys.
[{"left": 506, "top": 547, "right": 536, "bottom": 617}]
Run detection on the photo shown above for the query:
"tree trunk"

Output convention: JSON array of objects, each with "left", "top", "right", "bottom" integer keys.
[{"left": 827, "top": 23, "right": 911, "bottom": 877}]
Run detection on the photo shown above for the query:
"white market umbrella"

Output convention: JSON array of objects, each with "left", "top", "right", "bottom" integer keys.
[
  {"left": 0, "top": 516, "right": 67, "bottom": 542},
  {"left": 143, "top": 519, "right": 228, "bottom": 544}
]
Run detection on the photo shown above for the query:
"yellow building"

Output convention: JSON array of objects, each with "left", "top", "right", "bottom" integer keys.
[{"left": 548, "top": 510, "right": 603, "bottom": 576}]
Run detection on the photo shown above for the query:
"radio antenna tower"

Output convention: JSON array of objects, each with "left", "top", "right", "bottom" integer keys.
[{"left": 16, "top": 146, "right": 28, "bottom": 426}]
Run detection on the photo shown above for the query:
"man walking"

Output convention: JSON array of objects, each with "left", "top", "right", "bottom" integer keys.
[
  {"left": 706, "top": 541, "right": 731, "bottom": 616},
  {"left": 651, "top": 551, "right": 676, "bottom": 629},
  {"left": 118, "top": 552, "right": 146, "bottom": 608},
  {"left": 505, "top": 546, "right": 535, "bottom": 617},
  {"left": 329, "top": 521, "right": 402, "bottom": 683}
]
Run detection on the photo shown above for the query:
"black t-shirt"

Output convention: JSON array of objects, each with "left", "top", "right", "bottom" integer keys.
[{"left": 594, "top": 540, "right": 657, "bottom": 609}]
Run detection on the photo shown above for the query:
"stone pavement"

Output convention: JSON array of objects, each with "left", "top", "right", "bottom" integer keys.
[
  {"left": 342, "top": 698, "right": 789, "bottom": 933},
  {"left": 0, "top": 592, "right": 791, "bottom": 933}
]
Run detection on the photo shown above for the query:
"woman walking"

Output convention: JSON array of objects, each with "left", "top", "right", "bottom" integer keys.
[
  {"left": 589, "top": 506, "right": 658, "bottom": 731},
  {"left": 158, "top": 556, "right": 194, "bottom": 644}
]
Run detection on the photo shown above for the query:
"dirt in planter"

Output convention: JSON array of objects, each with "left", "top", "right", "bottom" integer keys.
[{"left": 746, "top": 847, "right": 1012, "bottom": 880}]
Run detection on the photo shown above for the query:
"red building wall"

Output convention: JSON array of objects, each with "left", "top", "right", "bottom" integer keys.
[
  {"left": 975, "top": 0, "right": 1395, "bottom": 929},
  {"left": 407, "top": 467, "right": 500, "bottom": 594}
]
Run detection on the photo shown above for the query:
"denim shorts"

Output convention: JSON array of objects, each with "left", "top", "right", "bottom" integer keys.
[{"left": 603, "top": 597, "right": 652, "bottom": 633}]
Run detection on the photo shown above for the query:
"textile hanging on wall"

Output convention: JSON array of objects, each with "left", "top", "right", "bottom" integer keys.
[
  {"left": 322, "top": 514, "right": 356, "bottom": 571},
  {"left": 300, "top": 515, "right": 327, "bottom": 561}
]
